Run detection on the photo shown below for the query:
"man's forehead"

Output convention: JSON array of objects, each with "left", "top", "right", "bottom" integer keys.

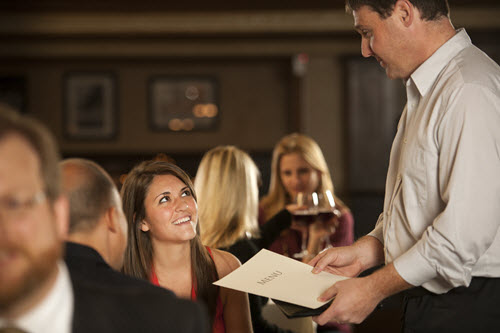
[
  {"left": 353, "top": 5, "right": 380, "bottom": 26},
  {"left": 0, "top": 133, "right": 42, "bottom": 193}
]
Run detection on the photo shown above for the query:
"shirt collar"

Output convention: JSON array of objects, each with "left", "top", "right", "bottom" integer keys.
[
  {"left": 0, "top": 261, "right": 74, "bottom": 333},
  {"left": 410, "top": 28, "right": 472, "bottom": 97}
]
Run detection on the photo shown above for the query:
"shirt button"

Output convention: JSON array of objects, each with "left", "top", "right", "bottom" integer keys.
[
  {"left": 403, "top": 138, "right": 408, "bottom": 144},
  {"left": 397, "top": 174, "right": 401, "bottom": 181}
]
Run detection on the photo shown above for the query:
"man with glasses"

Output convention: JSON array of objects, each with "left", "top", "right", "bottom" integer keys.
[{"left": 0, "top": 106, "right": 71, "bottom": 332}]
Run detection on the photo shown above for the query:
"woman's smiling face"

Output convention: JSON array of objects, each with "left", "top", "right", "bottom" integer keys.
[{"left": 141, "top": 174, "right": 198, "bottom": 243}]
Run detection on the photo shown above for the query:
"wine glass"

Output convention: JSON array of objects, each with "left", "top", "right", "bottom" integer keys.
[
  {"left": 292, "top": 191, "right": 319, "bottom": 259},
  {"left": 317, "top": 190, "right": 341, "bottom": 249}
]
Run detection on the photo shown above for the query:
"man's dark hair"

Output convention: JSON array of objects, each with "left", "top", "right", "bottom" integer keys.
[
  {"left": 346, "top": 0, "right": 450, "bottom": 21},
  {"left": 0, "top": 104, "right": 61, "bottom": 201},
  {"left": 61, "top": 158, "right": 117, "bottom": 233}
]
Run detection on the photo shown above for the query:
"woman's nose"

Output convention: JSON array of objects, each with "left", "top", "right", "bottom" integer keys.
[{"left": 174, "top": 198, "right": 189, "bottom": 211}]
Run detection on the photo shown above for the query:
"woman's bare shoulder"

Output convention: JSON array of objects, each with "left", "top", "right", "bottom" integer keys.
[{"left": 210, "top": 248, "right": 241, "bottom": 279}]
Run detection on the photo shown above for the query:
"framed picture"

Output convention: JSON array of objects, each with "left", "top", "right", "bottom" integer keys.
[
  {"left": 0, "top": 76, "right": 27, "bottom": 114},
  {"left": 149, "top": 76, "right": 219, "bottom": 132},
  {"left": 63, "top": 72, "right": 117, "bottom": 140}
]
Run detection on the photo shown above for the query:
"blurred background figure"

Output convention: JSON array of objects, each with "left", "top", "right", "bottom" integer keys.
[
  {"left": 195, "top": 145, "right": 306, "bottom": 333},
  {"left": 121, "top": 160, "right": 252, "bottom": 333},
  {"left": 0, "top": 105, "right": 71, "bottom": 332},
  {"left": 259, "top": 133, "right": 355, "bottom": 333},
  {"left": 61, "top": 158, "right": 128, "bottom": 271}
]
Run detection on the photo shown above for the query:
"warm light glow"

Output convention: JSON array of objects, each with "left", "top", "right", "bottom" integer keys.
[
  {"left": 193, "top": 104, "right": 204, "bottom": 118},
  {"left": 192, "top": 103, "right": 218, "bottom": 118},
  {"left": 205, "top": 104, "right": 218, "bottom": 117},
  {"left": 168, "top": 118, "right": 182, "bottom": 131},
  {"left": 182, "top": 119, "right": 194, "bottom": 131}
]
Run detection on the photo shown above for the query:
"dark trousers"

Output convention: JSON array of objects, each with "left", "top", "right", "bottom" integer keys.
[{"left": 401, "top": 277, "right": 500, "bottom": 333}]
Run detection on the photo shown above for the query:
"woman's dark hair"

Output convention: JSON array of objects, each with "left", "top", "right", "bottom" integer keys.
[
  {"left": 346, "top": 0, "right": 450, "bottom": 21},
  {"left": 121, "top": 160, "right": 218, "bottom": 326}
]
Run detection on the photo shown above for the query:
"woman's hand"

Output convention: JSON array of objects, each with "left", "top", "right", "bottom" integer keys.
[{"left": 305, "top": 214, "right": 339, "bottom": 261}]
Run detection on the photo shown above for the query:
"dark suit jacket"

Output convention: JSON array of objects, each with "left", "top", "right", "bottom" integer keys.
[{"left": 64, "top": 242, "right": 208, "bottom": 333}]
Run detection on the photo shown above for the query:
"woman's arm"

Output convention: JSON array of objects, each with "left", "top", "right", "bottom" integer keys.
[
  {"left": 212, "top": 249, "right": 253, "bottom": 333},
  {"left": 330, "top": 208, "right": 355, "bottom": 247}
]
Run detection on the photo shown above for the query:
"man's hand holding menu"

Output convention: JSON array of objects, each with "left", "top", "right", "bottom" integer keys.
[{"left": 213, "top": 249, "right": 349, "bottom": 314}]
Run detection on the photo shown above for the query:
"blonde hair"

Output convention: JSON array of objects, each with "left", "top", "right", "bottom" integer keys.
[
  {"left": 260, "top": 133, "right": 344, "bottom": 219},
  {"left": 195, "top": 146, "right": 260, "bottom": 249}
]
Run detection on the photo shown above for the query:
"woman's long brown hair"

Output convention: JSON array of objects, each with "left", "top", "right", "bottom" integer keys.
[{"left": 121, "top": 160, "right": 218, "bottom": 327}]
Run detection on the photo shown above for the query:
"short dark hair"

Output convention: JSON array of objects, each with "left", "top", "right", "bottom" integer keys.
[
  {"left": 346, "top": 0, "right": 450, "bottom": 21},
  {"left": 0, "top": 104, "right": 61, "bottom": 201},
  {"left": 61, "top": 158, "right": 117, "bottom": 233}
]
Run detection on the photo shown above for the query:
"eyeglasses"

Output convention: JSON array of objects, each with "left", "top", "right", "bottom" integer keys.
[{"left": 0, "top": 190, "right": 47, "bottom": 220}]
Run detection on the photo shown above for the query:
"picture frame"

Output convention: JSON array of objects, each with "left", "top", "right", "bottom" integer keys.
[
  {"left": 149, "top": 76, "right": 219, "bottom": 132},
  {"left": 0, "top": 75, "right": 27, "bottom": 114},
  {"left": 63, "top": 72, "right": 117, "bottom": 140}
]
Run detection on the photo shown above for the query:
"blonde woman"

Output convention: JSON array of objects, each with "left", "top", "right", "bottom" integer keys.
[
  {"left": 195, "top": 146, "right": 296, "bottom": 333},
  {"left": 121, "top": 160, "right": 252, "bottom": 333},
  {"left": 260, "top": 133, "right": 354, "bottom": 261},
  {"left": 260, "top": 134, "right": 354, "bottom": 333}
]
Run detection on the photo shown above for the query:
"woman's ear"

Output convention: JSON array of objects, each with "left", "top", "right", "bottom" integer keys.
[{"left": 140, "top": 220, "right": 150, "bottom": 232}]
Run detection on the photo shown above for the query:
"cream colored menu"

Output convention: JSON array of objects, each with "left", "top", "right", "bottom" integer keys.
[{"left": 214, "top": 249, "right": 348, "bottom": 309}]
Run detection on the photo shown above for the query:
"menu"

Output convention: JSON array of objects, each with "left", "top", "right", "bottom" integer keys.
[{"left": 214, "top": 249, "right": 348, "bottom": 309}]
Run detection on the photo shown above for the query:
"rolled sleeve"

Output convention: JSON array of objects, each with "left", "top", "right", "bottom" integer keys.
[
  {"left": 368, "top": 213, "right": 384, "bottom": 244},
  {"left": 393, "top": 242, "right": 437, "bottom": 287}
]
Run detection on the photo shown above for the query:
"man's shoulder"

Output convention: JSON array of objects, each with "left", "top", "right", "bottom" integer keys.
[
  {"left": 64, "top": 242, "right": 158, "bottom": 290},
  {"left": 450, "top": 44, "right": 500, "bottom": 88},
  {"left": 71, "top": 276, "right": 208, "bottom": 333}
]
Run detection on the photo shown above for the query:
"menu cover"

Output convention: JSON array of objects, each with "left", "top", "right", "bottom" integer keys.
[
  {"left": 213, "top": 249, "right": 348, "bottom": 310},
  {"left": 272, "top": 299, "right": 333, "bottom": 318}
]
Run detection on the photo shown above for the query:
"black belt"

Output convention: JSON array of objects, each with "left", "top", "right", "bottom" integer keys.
[
  {"left": 403, "top": 277, "right": 499, "bottom": 298},
  {"left": 403, "top": 286, "right": 435, "bottom": 298}
]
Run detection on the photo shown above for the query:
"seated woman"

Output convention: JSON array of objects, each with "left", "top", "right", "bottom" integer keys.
[
  {"left": 260, "top": 133, "right": 354, "bottom": 259},
  {"left": 121, "top": 160, "right": 252, "bottom": 333},
  {"left": 195, "top": 145, "right": 300, "bottom": 333},
  {"left": 259, "top": 133, "right": 354, "bottom": 333}
]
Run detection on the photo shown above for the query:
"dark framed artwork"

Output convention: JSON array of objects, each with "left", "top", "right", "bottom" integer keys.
[
  {"left": 0, "top": 76, "right": 27, "bottom": 113},
  {"left": 346, "top": 56, "right": 406, "bottom": 193},
  {"left": 63, "top": 72, "right": 117, "bottom": 140},
  {"left": 149, "top": 76, "right": 219, "bottom": 132}
]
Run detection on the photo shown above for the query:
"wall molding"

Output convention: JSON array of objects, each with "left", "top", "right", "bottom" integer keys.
[{"left": 1, "top": 8, "right": 499, "bottom": 37}]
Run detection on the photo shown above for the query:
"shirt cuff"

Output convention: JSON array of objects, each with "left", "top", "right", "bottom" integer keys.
[{"left": 393, "top": 244, "right": 438, "bottom": 287}]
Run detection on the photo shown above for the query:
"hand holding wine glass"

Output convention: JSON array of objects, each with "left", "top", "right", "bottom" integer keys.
[
  {"left": 316, "top": 189, "right": 342, "bottom": 249},
  {"left": 291, "top": 191, "right": 319, "bottom": 259}
]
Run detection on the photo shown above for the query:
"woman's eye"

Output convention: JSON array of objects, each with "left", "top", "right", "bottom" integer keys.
[
  {"left": 181, "top": 189, "right": 192, "bottom": 197},
  {"left": 159, "top": 196, "right": 169, "bottom": 204},
  {"left": 298, "top": 168, "right": 311, "bottom": 175}
]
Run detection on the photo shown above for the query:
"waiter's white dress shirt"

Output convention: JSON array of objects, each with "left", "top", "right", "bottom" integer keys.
[
  {"left": 369, "top": 29, "right": 500, "bottom": 293},
  {"left": 0, "top": 261, "right": 74, "bottom": 333}
]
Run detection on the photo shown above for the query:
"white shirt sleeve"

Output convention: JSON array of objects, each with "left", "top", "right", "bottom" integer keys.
[
  {"left": 368, "top": 213, "right": 385, "bottom": 245},
  {"left": 394, "top": 83, "right": 500, "bottom": 288}
]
